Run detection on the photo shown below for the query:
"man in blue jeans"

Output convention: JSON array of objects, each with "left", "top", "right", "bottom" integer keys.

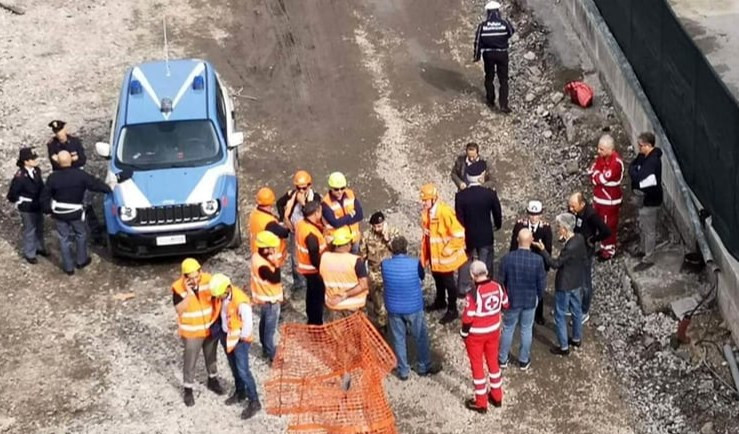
[
  {"left": 498, "top": 228, "right": 546, "bottom": 370},
  {"left": 381, "top": 236, "right": 442, "bottom": 380},
  {"left": 534, "top": 213, "right": 587, "bottom": 356}
]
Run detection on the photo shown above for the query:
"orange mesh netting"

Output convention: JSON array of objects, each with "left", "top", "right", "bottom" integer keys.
[{"left": 265, "top": 312, "right": 397, "bottom": 433}]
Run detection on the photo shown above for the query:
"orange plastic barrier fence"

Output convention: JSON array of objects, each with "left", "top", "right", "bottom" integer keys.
[{"left": 265, "top": 312, "right": 397, "bottom": 433}]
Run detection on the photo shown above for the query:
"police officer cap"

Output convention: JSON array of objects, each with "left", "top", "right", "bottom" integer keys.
[
  {"left": 16, "top": 147, "right": 38, "bottom": 167},
  {"left": 48, "top": 120, "right": 66, "bottom": 133},
  {"left": 369, "top": 211, "right": 385, "bottom": 225},
  {"left": 466, "top": 161, "right": 487, "bottom": 177},
  {"left": 485, "top": 1, "right": 501, "bottom": 10},
  {"left": 527, "top": 200, "right": 543, "bottom": 215}
]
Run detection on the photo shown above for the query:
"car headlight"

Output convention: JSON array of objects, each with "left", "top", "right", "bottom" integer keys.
[
  {"left": 201, "top": 199, "right": 219, "bottom": 216},
  {"left": 120, "top": 206, "right": 137, "bottom": 222}
]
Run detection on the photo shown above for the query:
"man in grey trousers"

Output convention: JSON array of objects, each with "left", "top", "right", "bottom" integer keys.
[{"left": 628, "top": 132, "right": 663, "bottom": 272}]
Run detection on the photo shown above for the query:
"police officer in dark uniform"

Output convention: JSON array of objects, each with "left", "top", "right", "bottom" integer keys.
[
  {"left": 47, "top": 120, "right": 105, "bottom": 244},
  {"left": 40, "top": 151, "right": 111, "bottom": 275},
  {"left": 473, "top": 2, "right": 515, "bottom": 113},
  {"left": 6, "top": 147, "right": 47, "bottom": 264},
  {"left": 510, "top": 200, "right": 552, "bottom": 325}
]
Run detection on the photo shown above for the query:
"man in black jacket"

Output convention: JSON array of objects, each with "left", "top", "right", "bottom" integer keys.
[
  {"left": 40, "top": 151, "right": 111, "bottom": 275},
  {"left": 455, "top": 161, "right": 502, "bottom": 294},
  {"left": 450, "top": 142, "right": 495, "bottom": 191},
  {"left": 628, "top": 132, "right": 663, "bottom": 271},
  {"left": 534, "top": 213, "right": 587, "bottom": 356},
  {"left": 568, "top": 192, "right": 610, "bottom": 322},
  {"left": 473, "top": 2, "right": 515, "bottom": 112},
  {"left": 6, "top": 148, "right": 48, "bottom": 263}
]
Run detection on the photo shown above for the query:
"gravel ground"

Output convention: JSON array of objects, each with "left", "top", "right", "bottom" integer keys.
[{"left": 0, "top": 0, "right": 737, "bottom": 433}]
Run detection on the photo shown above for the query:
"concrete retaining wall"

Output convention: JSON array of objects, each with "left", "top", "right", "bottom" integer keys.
[{"left": 558, "top": 0, "right": 739, "bottom": 344}]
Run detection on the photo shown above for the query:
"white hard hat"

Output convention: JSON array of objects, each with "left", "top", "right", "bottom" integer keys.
[
  {"left": 527, "top": 200, "right": 543, "bottom": 215},
  {"left": 485, "top": 1, "right": 501, "bottom": 10}
]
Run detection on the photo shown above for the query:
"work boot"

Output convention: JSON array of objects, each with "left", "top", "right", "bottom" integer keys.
[
  {"left": 207, "top": 377, "right": 226, "bottom": 395},
  {"left": 425, "top": 301, "right": 447, "bottom": 312},
  {"left": 241, "top": 400, "right": 262, "bottom": 420},
  {"left": 183, "top": 388, "right": 195, "bottom": 407},
  {"left": 225, "top": 391, "right": 247, "bottom": 406},
  {"left": 464, "top": 398, "right": 487, "bottom": 414},
  {"left": 439, "top": 310, "right": 458, "bottom": 325}
]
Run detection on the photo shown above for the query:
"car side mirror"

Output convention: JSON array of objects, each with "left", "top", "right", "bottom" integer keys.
[
  {"left": 95, "top": 142, "right": 111, "bottom": 159},
  {"left": 229, "top": 132, "right": 244, "bottom": 148}
]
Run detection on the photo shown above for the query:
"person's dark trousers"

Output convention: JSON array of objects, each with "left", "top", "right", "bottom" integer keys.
[
  {"left": 432, "top": 271, "right": 457, "bottom": 313},
  {"left": 482, "top": 50, "right": 510, "bottom": 109},
  {"left": 55, "top": 218, "right": 88, "bottom": 273},
  {"left": 220, "top": 338, "right": 259, "bottom": 403},
  {"left": 259, "top": 303, "right": 281, "bottom": 361},
  {"left": 388, "top": 311, "right": 433, "bottom": 378},
  {"left": 535, "top": 295, "right": 545, "bottom": 322},
  {"left": 20, "top": 211, "right": 45, "bottom": 259},
  {"left": 305, "top": 273, "right": 325, "bottom": 325},
  {"left": 581, "top": 255, "right": 594, "bottom": 315},
  {"left": 83, "top": 192, "right": 104, "bottom": 244},
  {"left": 457, "top": 245, "right": 494, "bottom": 295}
]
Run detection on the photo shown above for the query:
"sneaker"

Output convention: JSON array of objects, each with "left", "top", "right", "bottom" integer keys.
[
  {"left": 581, "top": 313, "right": 591, "bottom": 324},
  {"left": 24, "top": 256, "right": 38, "bottom": 264},
  {"left": 550, "top": 346, "right": 570, "bottom": 356},
  {"left": 183, "top": 388, "right": 195, "bottom": 407},
  {"left": 439, "top": 310, "right": 458, "bottom": 325},
  {"left": 76, "top": 257, "right": 92, "bottom": 269},
  {"left": 519, "top": 360, "right": 531, "bottom": 371},
  {"left": 65, "top": 270, "right": 75, "bottom": 276},
  {"left": 36, "top": 249, "right": 49, "bottom": 257},
  {"left": 225, "top": 392, "right": 246, "bottom": 406},
  {"left": 425, "top": 301, "right": 447, "bottom": 312},
  {"left": 418, "top": 363, "right": 442, "bottom": 377},
  {"left": 241, "top": 400, "right": 262, "bottom": 420},
  {"left": 392, "top": 369, "right": 409, "bottom": 381},
  {"left": 487, "top": 395, "right": 503, "bottom": 408},
  {"left": 500, "top": 106, "right": 512, "bottom": 114},
  {"left": 207, "top": 377, "right": 226, "bottom": 395},
  {"left": 465, "top": 398, "right": 488, "bottom": 414},
  {"left": 568, "top": 338, "right": 582, "bottom": 348},
  {"left": 498, "top": 359, "right": 509, "bottom": 369}
]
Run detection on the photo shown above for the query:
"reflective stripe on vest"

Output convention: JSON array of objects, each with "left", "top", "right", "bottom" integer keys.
[
  {"left": 421, "top": 201, "right": 467, "bottom": 273},
  {"left": 250, "top": 253, "right": 283, "bottom": 304},
  {"left": 296, "top": 219, "right": 327, "bottom": 275},
  {"left": 172, "top": 274, "right": 220, "bottom": 339},
  {"left": 320, "top": 252, "right": 367, "bottom": 311},
  {"left": 322, "top": 189, "right": 361, "bottom": 243},
  {"left": 225, "top": 287, "right": 253, "bottom": 353},
  {"left": 248, "top": 208, "right": 287, "bottom": 267}
]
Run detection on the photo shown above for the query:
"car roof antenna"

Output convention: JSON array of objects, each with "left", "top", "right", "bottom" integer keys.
[{"left": 163, "top": 16, "right": 171, "bottom": 77}]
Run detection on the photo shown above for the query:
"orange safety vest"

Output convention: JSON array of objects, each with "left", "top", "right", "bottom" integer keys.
[
  {"left": 320, "top": 251, "right": 367, "bottom": 311},
  {"left": 248, "top": 207, "right": 287, "bottom": 267},
  {"left": 296, "top": 219, "right": 327, "bottom": 275},
  {"left": 322, "top": 189, "right": 361, "bottom": 243},
  {"left": 250, "top": 253, "right": 283, "bottom": 304},
  {"left": 224, "top": 286, "right": 254, "bottom": 353},
  {"left": 421, "top": 200, "right": 468, "bottom": 273},
  {"left": 171, "top": 273, "right": 221, "bottom": 339}
]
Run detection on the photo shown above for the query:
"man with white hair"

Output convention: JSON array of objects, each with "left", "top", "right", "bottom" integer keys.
[
  {"left": 460, "top": 260, "right": 508, "bottom": 413},
  {"left": 587, "top": 134, "right": 624, "bottom": 260},
  {"left": 533, "top": 213, "right": 587, "bottom": 356},
  {"left": 473, "top": 2, "right": 515, "bottom": 113}
]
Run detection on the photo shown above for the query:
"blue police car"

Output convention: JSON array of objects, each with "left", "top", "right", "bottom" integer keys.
[{"left": 95, "top": 59, "right": 244, "bottom": 258}]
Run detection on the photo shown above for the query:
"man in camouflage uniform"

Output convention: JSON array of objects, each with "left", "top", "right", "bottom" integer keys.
[{"left": 360, "top": 211, "right": 399, "bottom": 328}]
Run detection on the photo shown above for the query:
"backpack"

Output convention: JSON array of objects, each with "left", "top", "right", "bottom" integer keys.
[{"left": 564, "top": 81, "right": 594, "bottom": 108}]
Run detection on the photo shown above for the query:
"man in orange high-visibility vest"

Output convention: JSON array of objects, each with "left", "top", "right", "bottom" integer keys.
[
  {"left": 420, "top": 183, "right": 468, "bottom": 325},
  {"left": 248, "top": 187, "right": 289, "bottom": 267},
  {"left": 210, "top": 273, "right": 261, "bottom": 420},
  {"left": 171, "top": 258, "right": 225, "bottom": 407},
  {"left": 321, "top": 226, "right": 369, "bottom": 322},
  {"left": 251, "top": 231, "right": 283, "bottom": 363},
  {"left": 296, "top": 201, "right": 328, "bottom": 325}
]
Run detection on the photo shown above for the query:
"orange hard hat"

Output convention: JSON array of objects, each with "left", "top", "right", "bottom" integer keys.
[
  {"left": 256, "top": 187, "right": 276, "bottom": 206},
  {"left": 420, "top": 183, "right": 438, "bottom": 201},
  {"left": 293, "top": 170, "right": 312, "bottom": 187}
]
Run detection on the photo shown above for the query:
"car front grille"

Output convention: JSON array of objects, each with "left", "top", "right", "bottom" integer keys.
[{"left": 132, "top": 204, "right": 212, "bottom": 226}]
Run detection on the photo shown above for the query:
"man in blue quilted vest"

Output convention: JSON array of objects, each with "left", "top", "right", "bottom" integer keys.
[{"left": 381, "top": 236, "right": 442, "bottom": 380}]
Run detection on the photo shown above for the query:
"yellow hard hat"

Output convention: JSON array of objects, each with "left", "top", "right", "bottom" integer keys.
[
  {"left": 209, "top": 273, "right": 232, "bottom": 298},
  {"left": 332, "top": 226, "right": 354, "bottom": 246},
  {"left": 328, "top": 172, "right": 348, "bottom": 189},
  {"left": 181, "top": 258, "right": 201, "bottom": 275},
  {"left": 255, "top": 230, "right": 280, "bottom": 248},
  {"left": 420, "top": 183, "right": 438, "bottom": 201},
  {"left": 256, "top": 187, "right": 276, "bottom": 206}
]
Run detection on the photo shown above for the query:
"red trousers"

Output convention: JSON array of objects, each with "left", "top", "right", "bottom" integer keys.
[
  {"left": 464, "top": 331, "right": 502, "bottom": 408},
  {"left": 593, "top": 203, "right": 620, "bottom": 258}
]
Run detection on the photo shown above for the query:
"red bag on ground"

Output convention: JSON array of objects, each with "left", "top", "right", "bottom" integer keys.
[{"left": 564, "top": 81, "right": 593, "bottom": 108}]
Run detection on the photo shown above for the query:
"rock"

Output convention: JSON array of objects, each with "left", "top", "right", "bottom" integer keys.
[
  {"left": 523, "top": 51, "right": 536, "bottom": 61},
  {"left": 565, "top": 161, "right": 578, "bottom": 175},
  {"left": 700, "top": 421, "right": 715, "bottom": 434},
  {"left": 597, "top": 325, "right": 606, "bottom": 332},
  {"left": 543, "top": 130, "right": 553, "bottom": 139},
  {"left": 525, "top": 93, "right": 536, "bottom": 103},
  {"left": 510, "top": 33, "right": 520, "bottom": 44},
  {"left": 550, "top": 92, "right": 564, "bottom": 104}
]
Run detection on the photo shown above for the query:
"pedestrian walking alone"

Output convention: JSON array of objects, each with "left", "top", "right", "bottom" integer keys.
[{"left": 473, "top": 2, "right": 515, "bottom": 113}]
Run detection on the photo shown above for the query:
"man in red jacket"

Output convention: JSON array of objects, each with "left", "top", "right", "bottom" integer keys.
[
  {"left": 460, "top": 260, "right": 508, "bottom": 413},
  {"left": 588, "top": 134, "right": 623, "bottom": 260}
]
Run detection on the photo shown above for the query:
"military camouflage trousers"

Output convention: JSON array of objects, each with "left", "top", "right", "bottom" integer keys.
[{"left": 368, "top": 271, "right": 388, "bottom": 327}]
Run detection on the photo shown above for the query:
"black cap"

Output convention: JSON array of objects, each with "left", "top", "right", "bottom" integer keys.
[
  {"left": 48, "top": 120, "right": 66, "bottom": 133},
  {"left": 16, "top": 147, "right": 38, "bottom": 167},
  {"left": 369, "top": 211, "right": 385, "bottom": 225},
  {"left": 466, "top": 161, "right": 487, "bottom": 177}
]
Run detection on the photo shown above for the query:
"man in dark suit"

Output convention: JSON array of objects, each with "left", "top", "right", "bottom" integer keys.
[{"left": 454, "top": 160, "right": 502, "bottom": 294}]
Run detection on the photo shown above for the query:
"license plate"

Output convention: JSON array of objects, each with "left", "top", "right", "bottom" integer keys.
[{"left": 156, "top": 235, "right": 186, "bottom": 246}]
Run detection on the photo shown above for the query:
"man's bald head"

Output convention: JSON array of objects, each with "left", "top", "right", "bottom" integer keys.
[
  {"left": 568, "top": 192, "right": 586, "bottom": 214},
  {"left": 57, "top": 150, "right": 72, "bottom": 168},
  {"left": 517, "top": 228, "right": 533, "bottom": 249}
]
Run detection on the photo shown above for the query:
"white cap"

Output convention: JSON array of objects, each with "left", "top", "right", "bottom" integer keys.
[
  {"left": 485, "top": 1, "right": 501, "bottom": 10},
  {"left": 527, "top": 200, "right": 543, "bottom": 215}
]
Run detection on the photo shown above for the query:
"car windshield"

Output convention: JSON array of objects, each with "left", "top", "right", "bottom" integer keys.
[{"left": 116, "top": 120, "right": 222, "bottom": 170}]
